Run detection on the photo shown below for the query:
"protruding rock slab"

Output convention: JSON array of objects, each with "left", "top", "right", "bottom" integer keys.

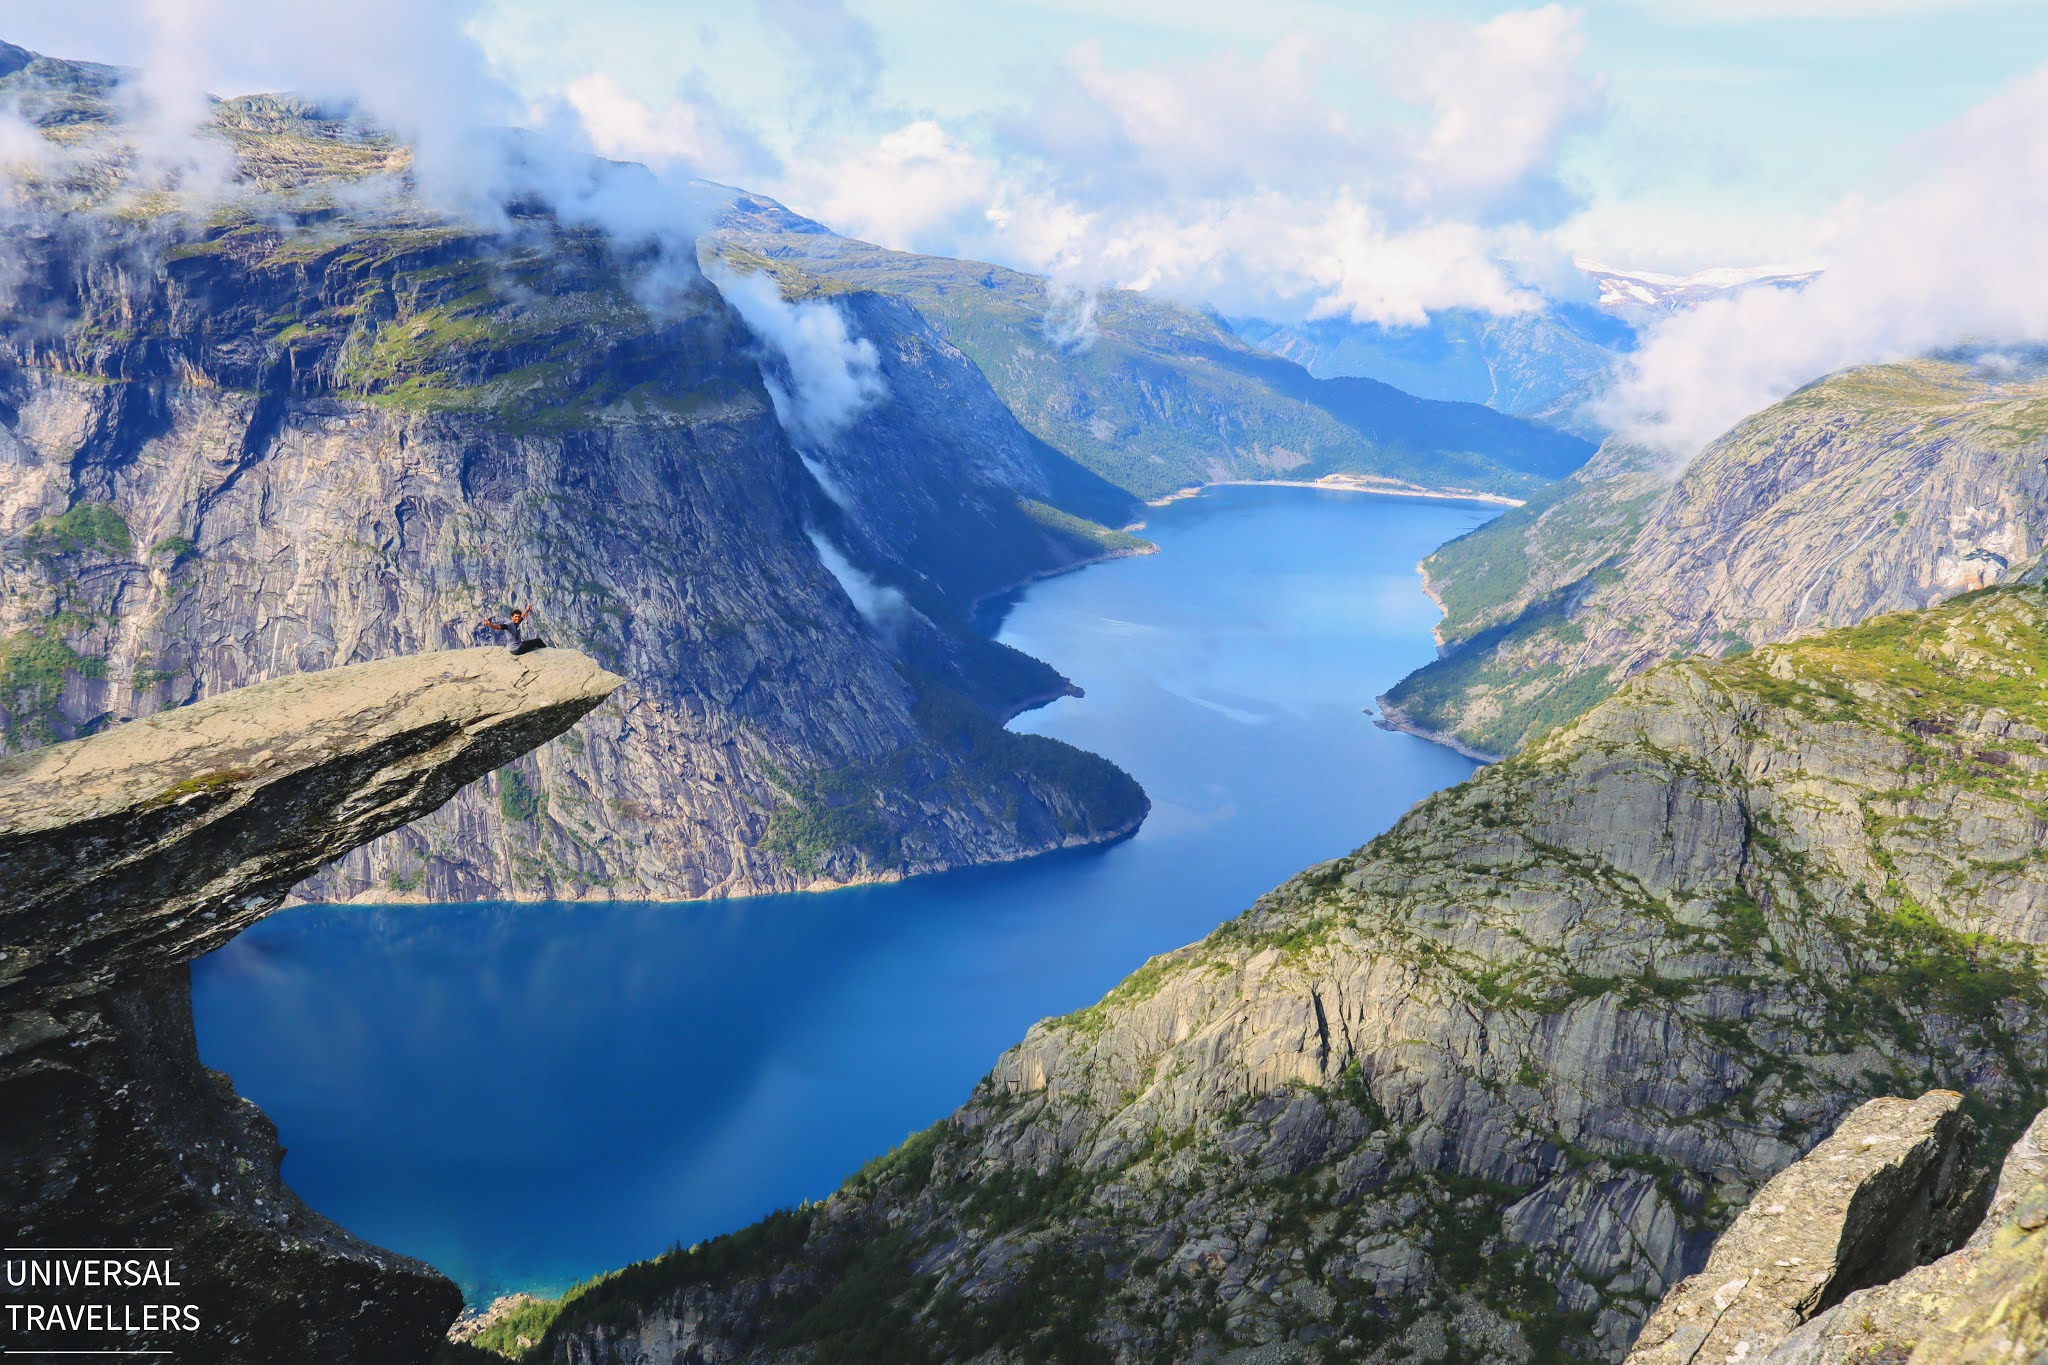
[
  {"left": 1761, "top": 1106, "right": 2048, "bottom": 1364},
  {"left": 1, "top": 647, "right": 623, "bottom": 1006},
  {"left": 0, "top": 648, "right": 621, "bottom": 1364},
  {"left": 1626, "top": 1091, "right": 1985, "bottom": 1364}
]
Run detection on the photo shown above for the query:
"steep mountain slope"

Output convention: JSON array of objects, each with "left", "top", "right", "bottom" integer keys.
[
  {"left": 0, "top": 51, "right": 1148, "bottom": 901},
  {"left": 1233, "top": 302, "right": 1629, "bottom": 440},
  {"left": 461, "top": 586, "right": 2048, "bottom": 1365},
  {"left": 1385, "top": 356, "right": 2048, "bottom": 757},
  {"left": 710, "top": 190, "right": 1594, "bottom": 502}
]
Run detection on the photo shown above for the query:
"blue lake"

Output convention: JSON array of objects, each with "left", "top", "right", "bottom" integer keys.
[{"left": 189, "top": 485, "right": 1493, "bottom": 1304}]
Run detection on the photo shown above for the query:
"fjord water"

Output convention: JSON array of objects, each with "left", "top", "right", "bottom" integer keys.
[{"left": 190, "top": 486, "right": 1492, "bottom": 1303}]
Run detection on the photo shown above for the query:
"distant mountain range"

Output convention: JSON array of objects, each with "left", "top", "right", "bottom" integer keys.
[
  {"left": 706, "top": 187, "right": 1594, "bottom": 503},
  {"left": 1233, "top": 260, "right": 1823, "bottom": 440},
  {"left": 1578, "top": 259, "right": 1823, "bottom": 326}
]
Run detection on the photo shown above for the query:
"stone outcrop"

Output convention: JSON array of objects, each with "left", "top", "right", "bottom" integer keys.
[
  {"left": 1386, "top": 356, "right": 2048, "bottom": 756},
  {"left": 1725, "top": 1105, "right": 2048, "bottom": 1364},
  {"left": 0, "top": 61, "right": 1148, "bottom": 902},
  {"left": 465, "top": 587, "right": 2048, "bottom": 1364},
  {"left": 0, "top": 648, "right": 620, "bottom": 1363},
  {"left": 1625, "top": 1091, "right": 1984, "bottom": 1363}
]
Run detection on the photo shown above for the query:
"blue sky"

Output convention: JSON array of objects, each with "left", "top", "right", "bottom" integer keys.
[
  {"left": 9, "top": 0, "right": 2048, "bottom": 449},
  {"left": 462, "top": 0, "right": 2048, "bottom": 276}
]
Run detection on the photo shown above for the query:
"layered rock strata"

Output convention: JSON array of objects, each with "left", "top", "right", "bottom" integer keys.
[{"left": 0, "top": 648, "right": 620, "bottom": 1363}]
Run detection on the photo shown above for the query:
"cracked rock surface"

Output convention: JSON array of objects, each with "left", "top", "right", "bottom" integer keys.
[
  {"left": 0, "top": 647, "right": 620, "bottom": 1364},
  {"left": 480, "top": 588, "right": 2048, "bottom": 1364}
]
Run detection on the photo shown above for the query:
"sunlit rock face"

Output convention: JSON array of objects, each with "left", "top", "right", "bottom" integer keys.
[
  {"left": 1385, "top": 357, "right": 2048, "bottom": 758},
  {"left": 0, "top": 647, "right": 620, "bottom": 1364},
  {"left": 502, "top": 589, "right": 2048, "bottom": 1363},
  {"left": 0, "top": 53, "right": 1150, "bottom": 902}
]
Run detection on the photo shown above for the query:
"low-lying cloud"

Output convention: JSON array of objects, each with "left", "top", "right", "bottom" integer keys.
[
  {"left": 684, "top": 7, "right": 1606, "bottom": 327},
  {"left": 710, "top": 266, "right": 886, "bottom": 448},
  {"left": 1601, "top": 62, "right": 2048, "bottom": 458},
  {"left": 808, "top": 529, "right": 907, "bottom": 632}
]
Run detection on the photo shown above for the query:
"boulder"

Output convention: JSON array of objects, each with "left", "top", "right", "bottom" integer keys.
[{"left": 1625, "top": 1091, "right": 1985, "bottom": 1364}]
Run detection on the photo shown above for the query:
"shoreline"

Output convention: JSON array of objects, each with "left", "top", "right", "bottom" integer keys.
[
  {"left": 332, "top": 804, "right": 1152, "bottom": 911},
  {"left": 967, "top": 539, "right": 1160, "bottom": 618},
  {"left": 1417, "top": 561, "right": 1451, "bottom": 651},
  {"left": 1144, "top": 475, "right": 1526, "bottom": 510},
  {"left": 1370, "top": 696, "right": 1502, "bottom": 764}
]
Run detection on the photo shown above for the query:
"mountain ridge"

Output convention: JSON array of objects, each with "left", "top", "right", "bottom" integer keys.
[
  {"left": 457, "top": 583, "right": 2048, "bottom": 1365},
  {"left": 1383, "top": 355, "right": 2048, "bottom": 758},
  {"left": 709, "top": 188, "right": 1595, "bottom": 503}
]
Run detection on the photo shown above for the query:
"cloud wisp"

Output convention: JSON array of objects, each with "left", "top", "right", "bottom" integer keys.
[
  {"left": 808, "top": 529, "right": 908, "bottom": 633},
  {"left": 1600, "top": 61, "right": 2048, "bottom": 457},
  {"left": 591, "top": 6, "right": 1606, "bottom": 328},
  {"left": 709, "top": 266, "right": 887, "bottom": 450}
]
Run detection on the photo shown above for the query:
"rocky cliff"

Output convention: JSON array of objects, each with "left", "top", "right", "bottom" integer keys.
[
  {"left": 0, "top": 49, "right": 1148, "bottom": 901},
  {"left": 1385, "top": 356, "right": 2048, "bottom": 757},
  {"left": 1629, "top": 1092, "right": 2048, "bottom": 1364},
  {"left": 454, "top": 584, "right": 2048, "bottom": 1364},
  {"left": 0, "top": 647, "right": 621, "bottom": 1363}
]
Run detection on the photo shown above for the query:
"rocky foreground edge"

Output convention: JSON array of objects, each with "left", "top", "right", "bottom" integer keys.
[
  {"left": 1628, "top": 1089, "right": 2048, "bottom": 1364},
  {"left": 0, "top": 647, "right": 623, "bottom": 1364}
]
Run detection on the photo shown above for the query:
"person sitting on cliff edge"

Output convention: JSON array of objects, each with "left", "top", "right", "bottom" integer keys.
[{"left": 480, "top": 603, "right": 544, "bottom": 655}]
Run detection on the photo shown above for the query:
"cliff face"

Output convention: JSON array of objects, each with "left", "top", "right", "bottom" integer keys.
[
  {"left": 463, "top": 586, "right": 2048, "bottom": 1365},
  {"left": 1386, "top": 357, "right": 2048, "bottom": 757},
  {"left": 0, "top": 72, "right": 1149, "bottom": 901},
  {"left": 0, "top": 648, "right": 621, "bottom": 1363}
]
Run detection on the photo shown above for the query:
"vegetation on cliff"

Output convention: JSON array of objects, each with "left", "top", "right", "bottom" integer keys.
[
  {"left": 462, "top": 587, "right": 2048, "bottom": 1364},
  {"left": 1386, "top": 356, "right": 2048, "bottom": 757},
  {"left": 0, "top": 46, "right": 1156, "bottom": 898},
  {"left": 712, "top": 192, "right": 1594, "bottom": 503}
]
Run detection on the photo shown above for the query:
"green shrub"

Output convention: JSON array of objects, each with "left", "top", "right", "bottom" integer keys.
[
  {"left": 497, "top": 768, "right": 545, "bottom": 823},
  {"left": 23, "top": 502, "right": 133, "bottom": 559}
]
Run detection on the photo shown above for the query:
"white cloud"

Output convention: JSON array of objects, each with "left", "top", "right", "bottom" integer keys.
[
  {"left": 1399, "top": 5, "right": 1605, "bottom": 213},
  {"left": 1013, "top": 33, "right": 1369, "bottom": 202},
  {"left": 1029, "top": 192, "right": 1550, "bottom": 327},
  {"left": 1630, "top": 0, "right": 2030, "bottom": 18},
  {"left": 563, "top": 72, "right": 777, "bottom": 184},
  {"left": 808, "top": 529, "right": 907, "bottom": 632},
  {"left": 1601, "top": 62, "right": 2048, "bottom": 456},
  {"left": 783, "top": 119, "right": 994, "bottom": 251},
  {"left": 754, "top": 0, "right": 882, "bottom": 110},
  {"left": 710, "top": 266, "right": 887, "bottom": 447},
  {"left": 772, "top": 9, "right": 1601, "bottom": 325}
]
